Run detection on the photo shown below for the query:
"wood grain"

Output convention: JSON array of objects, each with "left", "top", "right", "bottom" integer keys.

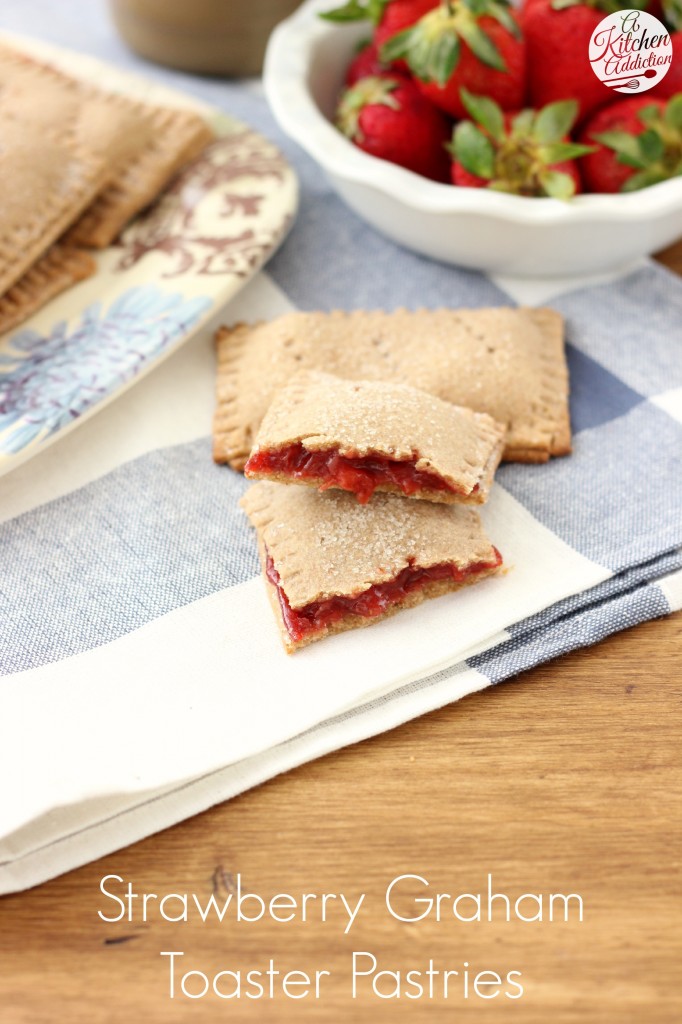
[
  {"left": 0, "top": 248, "right": 680, "bottom": 1023},
  {"left": 0, "top": 613, "right": 680, "bottom": 1023},
  {"left": 656, "top": 238, "right": 682, "bottom": 277}
]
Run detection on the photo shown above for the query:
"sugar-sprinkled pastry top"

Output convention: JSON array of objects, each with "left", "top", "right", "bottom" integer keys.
[
  {"left": 240, "top": 482, "right": 502, "bottom": 653},
  {"left": 244, "top": 370, "right": 506, "bottom": 504}
]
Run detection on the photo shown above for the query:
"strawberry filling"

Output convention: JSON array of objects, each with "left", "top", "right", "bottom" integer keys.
[
  {"left": 246, "top": 443, "right": 476, "bottom": 505},
  {"left": 265, "top": 547, "right": 502, "bottom": 645}
]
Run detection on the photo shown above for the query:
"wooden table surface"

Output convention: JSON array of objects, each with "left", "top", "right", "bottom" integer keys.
[{"left": 1, "top": 246, "right": 681, "bottom": 1024}]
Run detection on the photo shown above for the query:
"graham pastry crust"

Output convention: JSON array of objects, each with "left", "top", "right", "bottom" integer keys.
[
  {"left": 245, "top": 370, "right": 507, "bottom": 504},
  {"left": 214, "top": 307, "right": 571, "bottom": 469},
  {"left": 241, "top": 482, "right": 503, "bottom": 653}
]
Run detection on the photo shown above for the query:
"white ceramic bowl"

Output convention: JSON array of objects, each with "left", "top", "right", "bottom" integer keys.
[{"left": 264, "top": 0, "right": 682, "bottom": 277}]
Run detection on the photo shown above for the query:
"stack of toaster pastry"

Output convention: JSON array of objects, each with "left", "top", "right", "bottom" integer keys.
[
  {"left": 0, "top": 42, "right": 213, "bottom": 335},
  {"left": 239, "top": 369, "right": 508, "bottom": 652},
  {"left": 216, "top": 307, "right": 571, "bottom": 653}
]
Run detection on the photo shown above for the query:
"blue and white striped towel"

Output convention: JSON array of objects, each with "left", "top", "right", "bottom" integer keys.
[{"left": 0, "top": 0, "right": 680, "bottom": 893}]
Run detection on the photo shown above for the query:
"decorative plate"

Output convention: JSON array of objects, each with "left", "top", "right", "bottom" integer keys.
[{"left": 0, "top": 34, "right": 298, "bottom": 478}]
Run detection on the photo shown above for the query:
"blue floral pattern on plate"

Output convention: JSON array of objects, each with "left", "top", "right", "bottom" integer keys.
[{"left": 0, "top": 287, "right": 211, "bottom": 456}]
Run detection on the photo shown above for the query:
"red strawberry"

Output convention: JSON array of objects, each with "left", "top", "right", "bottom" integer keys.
[
  {"left": 651, "top": 32, "right": 682, "bottom": 98},
  {"left": 335, "top": 74, "right": 452, "bottom": 181},
  {"left": 449, "top": 90, "right": 592, "bottom": 195},
  {"left": 321, "top": 0, "right": 439, "bottom": 73},
  {"left": 522, "top": 0, "right": 664, "bottom": 11},
  {"left": 378, "top": 0, "right": 525, "bottom": 119},
  {"left": 652, "top": 0, "right": 682, "bottom": 96},
  {"left": 580, "top": 93, "right": 682, "bottom": 191},
  {"left": 374, "top": 0, "right": 439, "bottom": 68},
  {"left": 346, "top": 43, "right": 388, "bottom": 84},
  {"left": 647, "top": 0, "right": 666, "bottom": 18},
  {"left": 521, "top": 0, "right": 617, "bottom": 124}
]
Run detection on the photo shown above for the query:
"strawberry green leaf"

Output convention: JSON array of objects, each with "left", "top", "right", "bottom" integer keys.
[
  {"left": 586, "top": 0, "right": 648, "bottom": 10},
  {"left": 378, "top": 26, "right": 415, "bottom": 63},
  {"left": 664, "top": 94, "right": 682, "bottom": 131},
  {"left": 487, "top": 2, "right": 522, "bottom": 38},
  {"left": 662, "top": 0, "right": 682, "bottom": 31},
  {"left": 592, "top": 130, "right": 649, "bottom": 168},
  {"left": 320, "top": 0, "right": 375, "bottom": 23},
  {"left": 426, "top": 31, "right": 462, "bottom": 85},
  {"left": 611, "top": 153, "right": 650, "bottom": 169},
  {"left": 400, "top": 27, "right": 461, "bottom": 85},
  {"left": 638, "top": 128, "right": 665, "bottom": 162},
  {"left": 320, "top": 0, "right": 388, "bottom": 23},
  {"left": 457, "top": 19, "right": 506, "bottom": 71},
  {"left": 453, "top": 121, "right": 496, "bottom": 178},
  {"left": 538, "top": 169, "right": 577, "bottom": 200},
  {"left": 621, "top": 167, "right": 670, "bottom": 191},
  {"left": 465, "top": 0, "right": 518, "bottom": 17},
  {"left": 510, "top": 109, "right": 535, "bottom": 138},
  {"left": 459, "top": 88, "right": 505, "bottom": 141},
  {"left": 367, "top": 0, "right": 388, "bottom": 22},
  {"left": 532, "top": 100, "right": 579, "bottom": 144},
  {"left": 552, "top": 0, "right": 645, "bottom": 9},
  {"left": 539, "top": 141, "right": 596, "bottom": 163},
  {"left": 637, "top": 103, "right": 664, "bottom": 128}
]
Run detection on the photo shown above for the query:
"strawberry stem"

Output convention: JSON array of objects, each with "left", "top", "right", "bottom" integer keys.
[
  {"left": 336, "top": 76, "right": 401, "bottom": 141},
  {"left": 452, "top": 92, "right": 591, "bottom": 197},
  {"left": 380, "top": 0, "right": 513, "bottom": 83},
  {"left": 592, "top": 95, "right": 682, "bottom": 192}
]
